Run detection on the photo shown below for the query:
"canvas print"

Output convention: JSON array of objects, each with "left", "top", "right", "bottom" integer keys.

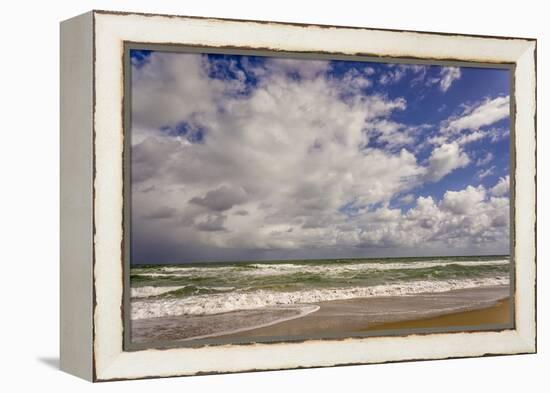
[{"left": 127, "top": 49, "right": 512, "bottom": 346}]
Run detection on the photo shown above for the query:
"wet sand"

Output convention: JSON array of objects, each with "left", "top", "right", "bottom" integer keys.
[
  {"left": 218, "top": 286, "right": 510, "bottom": 340},
  {"left": 131, "top": 304, "right": 319, "bottom": 344},
  {"left": 364, "top": 298, "right": 510, "bottom": 332},
  {"left": 131, "top": 286, "right": 511, "bottom": 345}
]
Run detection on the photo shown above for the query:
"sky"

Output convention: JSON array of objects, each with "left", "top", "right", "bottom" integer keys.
[{"left": 129, "top": 49, "right": 511, "bottom": 264}]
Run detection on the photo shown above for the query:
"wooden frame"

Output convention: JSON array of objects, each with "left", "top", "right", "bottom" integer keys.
[{"left": 60, "top": 10, "right": 536, "bottom": 382}]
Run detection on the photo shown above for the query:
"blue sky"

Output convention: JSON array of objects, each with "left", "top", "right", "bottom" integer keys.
[{"left": 130, "top": 49, "right": 510, "bottom": 264}]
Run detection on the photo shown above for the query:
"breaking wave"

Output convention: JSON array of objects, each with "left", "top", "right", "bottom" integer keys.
[{"left": 131, "top": 275, "right": 509, "bottom": 319}]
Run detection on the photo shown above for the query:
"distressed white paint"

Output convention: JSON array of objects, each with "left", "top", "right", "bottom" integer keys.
[
  {"left": 60, "top": 11, "right": 94, "bottom": 381},
  {"left": 89, "top": 11, "right": 536, "bottom": 381}
]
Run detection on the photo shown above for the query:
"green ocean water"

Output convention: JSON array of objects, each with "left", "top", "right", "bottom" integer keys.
[{"left": 130, "top": 255, "right": 510, "bottom": 320}]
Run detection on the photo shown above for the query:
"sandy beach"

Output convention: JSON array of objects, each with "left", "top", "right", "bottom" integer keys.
[
  {"left": 364, "top": 298, "right": 510, "bottom": 332},
  {"left": 131, "top": 285, "right": 511, "bottom": 345},
  {"left": 217, "top": 286, "right": 510, "bottom": 340}
]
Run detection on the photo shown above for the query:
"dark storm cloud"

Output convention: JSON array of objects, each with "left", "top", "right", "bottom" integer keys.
[{"left": 189, "top": 185, "right": 248, "bottom": 212}]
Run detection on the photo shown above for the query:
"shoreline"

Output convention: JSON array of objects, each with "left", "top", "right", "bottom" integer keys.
[
  {"left": 131, "top": 285, "right": 511, "bottom": 344},
  {"left": 160, "top": 304, "right": 321, "bottom": 342},
  {"left": 216, "top": 286, "right": 510, "bottom": 341}
]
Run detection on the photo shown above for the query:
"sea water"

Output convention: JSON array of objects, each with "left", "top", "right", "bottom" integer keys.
[{"left": 130, "top": 256, "right": 510, "bottom": 320}]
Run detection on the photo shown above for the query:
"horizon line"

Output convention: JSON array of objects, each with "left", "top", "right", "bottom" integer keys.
[{"left": 130, "top": 253, "right": 511, "bottom": 267}]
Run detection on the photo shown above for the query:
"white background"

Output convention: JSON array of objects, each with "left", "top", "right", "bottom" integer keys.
[{"left": 0, "top": 0, "right": 546, "bottom": 391}]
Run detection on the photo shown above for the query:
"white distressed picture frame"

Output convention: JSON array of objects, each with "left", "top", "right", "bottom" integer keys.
[{"left": 60, "top": 10, "right": 536, "bottom": 382}]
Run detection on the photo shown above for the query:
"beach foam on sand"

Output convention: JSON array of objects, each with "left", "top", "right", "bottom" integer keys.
[{"left": 131, "top": 285, "right": 510, "bottom": 346}]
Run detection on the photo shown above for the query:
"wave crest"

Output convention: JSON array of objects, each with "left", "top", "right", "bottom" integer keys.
[{"left": 131, "top": 276, "right": 509, "bottom": 319}]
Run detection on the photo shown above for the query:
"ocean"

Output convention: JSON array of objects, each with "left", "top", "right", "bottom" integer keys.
[{"left": 130, "top": 255, "right": 510, "bottom": 322}]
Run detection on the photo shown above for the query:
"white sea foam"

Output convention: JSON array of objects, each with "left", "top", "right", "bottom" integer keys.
[
  {"left": 131, "top": 276, "right": 509, "bottom": 320},
  {"left": 175, "top": 304, "right": 321, "bottom": 342},
  {"left": 132, "top": 259, "right": 509, "bottom": 279},
  {"left": 131, "top": 286, "right": 186, "bottom": 298},
  {"left": 130, "top": 285, "right": 235, "bottom": 298},
  {"left": 240, "top": 259, "right": 509, "bottom": 276}
]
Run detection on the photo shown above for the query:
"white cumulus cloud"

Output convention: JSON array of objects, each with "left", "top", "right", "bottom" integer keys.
[
  {"left": 491, "top": 176, "right": 510, "bottom": 197},
  {"left": 439, "top": 67, "right": 461, "bottom": 92},
  {"left": 443, "top": 96, "right": 510, "bottom": 134},
  {"left": 130, "top": 52, "right": 509, "bottom": 262},
  {"left": 425, "top": 142, "right": 470, "bottom": 182}
]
